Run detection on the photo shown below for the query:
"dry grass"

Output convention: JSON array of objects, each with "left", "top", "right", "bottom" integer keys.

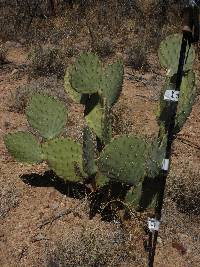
[
  {"left": 168, "top": 161, "right": 200, "bottom": 216},
  {"left": 125, "top": 42, "right": 148, "bottom": 70},
  {"left": 28, "top": 44, "right": 67, "bottom": 77},
  {"left": 0, "top": 181, "right": 20, "bottom": 218},
  {"left": 11, "top": 76, "right": 70, "bottom": 113},
  {"left": 45, "top": 219, "right": 138, "bottom": 267},
  {"left": 0, "top": 44, "right": 8, "bottom": 65}
]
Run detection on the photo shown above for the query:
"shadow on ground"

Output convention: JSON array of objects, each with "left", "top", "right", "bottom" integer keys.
[{"left": 20, "top": 171, "right": 164, "bottom": 221}]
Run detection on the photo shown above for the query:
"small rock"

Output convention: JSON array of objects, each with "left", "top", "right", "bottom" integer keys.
[
  {"left": 5, "top": 41, "right": 22, "bottom": 48},
  {"left": 11, "top": 69, "right": 18, "bottom": 75},
  {"left": 32, "top": 233, "right": 47, "bottom": 242},
  {"left": 142, "top": 73, "right": 154, "bottom": 80},
  {"left": 157, "top": 237, "right": 163, "bottom": 245},
  {"left": 49, "top": 202, "right": 59, "bottom": 210}
]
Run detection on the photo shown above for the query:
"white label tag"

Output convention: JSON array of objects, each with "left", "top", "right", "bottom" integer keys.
[
  {"left": 162, "top": 159, "right": 169, "bottom": 171},
  {"left": 148, "top": 218, "right": 160, "bottom": 232},
  {"left": 164, "top": 90, "right": 179, "bottom": 102}
]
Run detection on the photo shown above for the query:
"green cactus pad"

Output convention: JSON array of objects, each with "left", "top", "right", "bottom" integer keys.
[
  {"left": 125, "top": 176, "right": 162, "bottom": 210},
  {"left": 95, "top": 172, "right": 110, "bottom": 188},
  {"left": 101, "top": 99, "right": 112, "bottom": 145},
  {"left": 156, "top": 76, "right": 173, "bottom": 130},
  {"left": 157, "top": 70, "right": 197, "bottom": 133},
  {"left": 4, "top": 132, "right": 42, "bottom": 163},
  {"left": 26, "top": 93, "right": 67, "bottom": 139},
  {"left": 146, "top": 136, "right": 167, "bottom": 177},
  {"left": 85, "top": 101, "right": 103, "bottom": 138},
  {"left": 125, "top": 183, "right": 142, "bottom": 208},
  {"left": 101, "top": 60, "right": 124, "bottom": 106},
  {"left": 64, "top": 67, "right": 83, "bottom": 103},
  {"left": 42, "top": 138, "right": 84, "bottom": 182},
  {"left": 175, "top": 70, "right": 197, "bottom": 132},
  {"left": 85, "top": 97, "right": 112, "bottom": 143},
  {"left": 83, "top": 126, "right": 97, "bottom": 176},
  {"left": 97, "top": 136, "right": 147, "bottom": 185},
  {"left": 158, "top": 34, "right": 195, "bottom": 76},
  {"left": 70, "top": 52, "right": 102, "bottom": 94}
]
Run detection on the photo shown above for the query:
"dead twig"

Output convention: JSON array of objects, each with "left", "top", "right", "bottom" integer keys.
[
  {"left": 176, "top": 136, "right": 200, "bottom": 150},
  {"left": 37, "top": 208, "right": 82, "bottom": 230}
]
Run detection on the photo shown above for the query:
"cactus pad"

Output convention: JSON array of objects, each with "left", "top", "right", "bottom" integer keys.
[
  {"left": 64, "top": 67, "right": 83, "bottom": 103},
  {"left": 125, "top": 176, "right": 162, "bottom": 210},
  {"left": 42, "top": 138, "right": 84, "bottom": 182},
  {"left": 85, "top": 97, "right": 112, "bottom": 143},
  {"left": 125, "top": 183, "right": 142, "bottom": 208},
  {"left": 85, "top": 101, "right": 103, "bottom": 139},
  {"left": 4, "top": 132, "right": 42, "bottom": 163},
  {"left": 157, "top": 70, "right": 197, "bottom": 133},
  {"left": 101, "top": 99, "right": 112, "bottom": 145},
  {"left": 26, "top": 93, "right": 67, "bottom": 139},
  {"left": 101, "top": 60, "right": 124, "bottom": 106},
  {"left": 97, "top": 136, "right": 147, "bottom": 185},
  {"left": 70, "top": 52, "right": 102, "bottom": 94},
  {"left": 175, "top": 70, "right": 197, "bottom": 132},
  {"left": 158, "top": 34, "right": 195, "bottom": 76},
  {"left": 83, "top": 126, "right": 97, "bottom": 176},
  {"left": 95, "top": 172, "right": 110, "bottom": 188},
  {"left": 146, "top": 136, "right": 167, "bottom": 177}
]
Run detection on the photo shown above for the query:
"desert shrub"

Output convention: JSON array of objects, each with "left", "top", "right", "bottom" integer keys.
[
  {"left": 29, "top": 45, "right": 66, "bottom": 77},
  {"left": 0, "top": 182, "right": 20, "bottom": 218},
  {"left": 12, "top": 76, "right": 69, "bottom": 112},
  {"left": 0, "top": 45, "right": 8, "bottom": 65},
  {"left": 45, "top": 221, "right": 135, "bottom": 267},
  {"left": 91, "top": 37, "right": 115, "bottom": 58},
  {"left": 168, "top": 162, "right": 200, "bottom": 216},
  {"left": 125, "top": 42, "right": 148, "bottom": 70}
]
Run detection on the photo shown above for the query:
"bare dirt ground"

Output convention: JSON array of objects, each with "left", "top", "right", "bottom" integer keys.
[{"left": 0, "top": 41, "right": 200, "bottom": 267}]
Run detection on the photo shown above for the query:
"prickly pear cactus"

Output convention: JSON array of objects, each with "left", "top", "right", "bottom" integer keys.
[
  {"left": 83, "top": 126, "right": 97, "bottom": 176},
  {"left": 85, "top": 97, "right": 112, "bottom": 144},
  {"left": 97, "top": 136, "right": 148, "bottom": 185},
  {"left": 42, "top": 138, "right": 84, "bottom": 182},
  {"left": 64, "top": 67, "right": 87, "bottom": 104},
  {"left": 146, "top": 135, "right": 167, "bottom": 177},
  {"left": 101, "top": 99, "right": 112, "bottom": 145},
  {"left": 157, "top": 70, "right": 197, "bottom": 133},
  {"left": 4, "top": 132, "right": 42, "bottom": 163},
  {"left": 125, "top": 175, "right": 162, "bottom": 210},
  {"left": 64, "top": 53, "right": 123, "bottom": 148},
  {"left": 158, "top": 34, "right": 195, "bottom": 76},
  {"left": 64, "top": 67, "right": 83, "bottom": 103},
  {"left": 101, "top": 60, "right": 124, "bottom": 106},
  {"left": 175, "top": 70, "right": 197, "bottom": 132},
  {"left": 95, "top": 172, "right": 110, "bottom": 188},
  {"left": 85, "top": 95, "right": 103, "bottom": 139},
  {"left": 125, "top": 182, "right": 143, "bottom": 208},
  {"left": 66, "top": 52, "right": 123, "bottom": 104},
  {"left": 26, "top": 93, "right": 67, "bottom": 139},
  {"left": 70, "top": 52, "right": 102, "bottom": 94}
]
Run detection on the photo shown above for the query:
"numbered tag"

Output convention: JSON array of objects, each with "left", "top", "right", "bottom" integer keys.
[
  {"left": 148, "top": 218, "right": 160, "bottom": 232},
  {"left": 162, "top": 159, "right": 170, "bottom": 171},
  {"left": 164, "top": 90, "right": 179, "bottom": 102}
]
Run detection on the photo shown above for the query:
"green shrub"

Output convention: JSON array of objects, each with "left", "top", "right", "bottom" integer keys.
[{"left": 29, "top": 44, "right": 66, "bottom": 77}]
